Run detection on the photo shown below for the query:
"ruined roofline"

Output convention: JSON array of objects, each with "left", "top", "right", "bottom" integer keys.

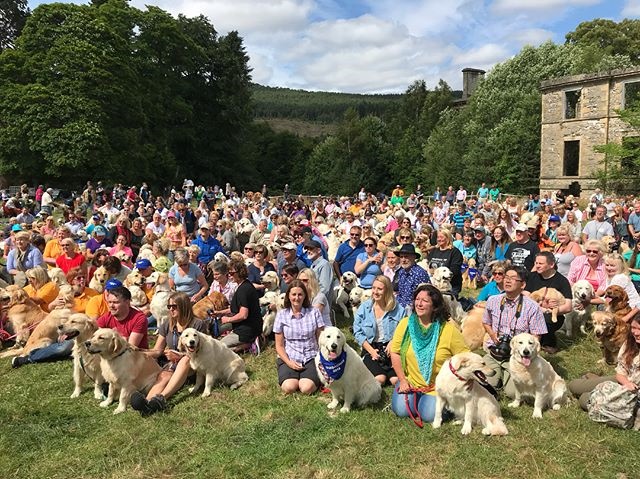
[{"left": 540, "top": 66, "right": 640, "bottom": 91}]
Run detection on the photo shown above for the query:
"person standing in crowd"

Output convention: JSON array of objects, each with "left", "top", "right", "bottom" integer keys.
[
  {"left": 505, "top": 223, "right": 539, "bottom": 272},
  {"left": 354, "top": 236, "right": 384, "bottom": 289},
  {"left": 394, "top": 244, "right": 430, "bottom": 311},
  {"left": 305, "top": 239, "right": 335, "bottom": 305},
  {"left": 427, "top": 229, "right": 463, "bottom": 296},
  {"left": 582, "top": 205, "right": 614, "bottom": 242}
]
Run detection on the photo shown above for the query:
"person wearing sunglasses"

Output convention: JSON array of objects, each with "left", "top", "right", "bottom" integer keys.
[
  {"left": 131, "top": 292, "right": 207, "bottom": 416},
  {"left": 568, "top": 239, "right": 607, "bottom": 291},
  {"left": 477, "top": 261, "right": 509, "bottom": 301},
  {"left": 591, "top": 253, "right": 640, "bottom": 323},
  {"left": 354, "top": 237, "right": 383, "bottom": 289},
  {"left": 333, "top": 226, "right": 365, "bottom": 278}
]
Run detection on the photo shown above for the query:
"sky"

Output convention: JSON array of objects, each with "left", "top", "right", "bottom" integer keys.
[{"left": 28, "top": 0, "right": 640, "bottom": 94}]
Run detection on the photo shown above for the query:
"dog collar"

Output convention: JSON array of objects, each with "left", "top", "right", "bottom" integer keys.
[
  {"left": 114, "top": 348, "right": 128, "bottom": 359},
  {"left": 318, "top": 351, "right": 347, "bottom": 384},
  {"left": 448, "top": 360, "right": 473, "bottom": 390}
]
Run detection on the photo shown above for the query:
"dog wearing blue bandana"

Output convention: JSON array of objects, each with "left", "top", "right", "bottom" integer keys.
[{"left": 315, "top": 327, "right": 382, "bottom": 413}]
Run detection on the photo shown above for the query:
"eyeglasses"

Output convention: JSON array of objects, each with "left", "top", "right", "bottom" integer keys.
[
  {"left": 167, "top": 304, "right": 178, "bottom": 310},
  {"left": 350, "top": 233, "right": 361, "bottom": 237},
  {"left": 299, "top": 278, "right": 309, "bottom": 283},
  {"left": 228, "top": 270, "right": 237, "bottom": 274},
  {"left": 503, "top": 275, "right": 523, "bottom": 282},
  {"left": 585, "top": 249, "right": 600, "bottom": 254},
  {"left": 254, "top": 251, "right": 265, "bottom": 255},
  {"left": 399, "top": 236, "right": 411, "bottom": 240},
  {"left": 364, "top": 243, "right": 375, "bottom": 247},
  {"left": 244, "top": 248, "right": 254, "bottom": 251},
  {"left": 493, "top": 271, "right": 505, "bottom": 276}
]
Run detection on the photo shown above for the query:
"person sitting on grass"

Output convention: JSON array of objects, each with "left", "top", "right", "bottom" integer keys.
[
  {"left": 130, "top": 292, "right": 208, "bottom": 416},
  {"left": 23, "top": 267, "right": 59, "bottom": 312},
  {"left": 390, "top": 284, "right": 468, "bottom": 424},
  {"left": 273, "top": 279, "right": 325, "bottom": 395}
]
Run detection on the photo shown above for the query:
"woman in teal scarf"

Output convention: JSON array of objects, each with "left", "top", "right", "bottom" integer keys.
[{"left": 390, "top": 284, "right": 468, "bottom": 423}]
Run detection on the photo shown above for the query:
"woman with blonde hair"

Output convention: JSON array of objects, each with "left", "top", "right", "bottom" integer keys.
[
  {"left": 565, "top": 210, "right": 582, "bottom": 243},
  {"left": 24, "top": 267, "right": 59, "bottom": 312},
  {"left": 108, "top": 214, "right": 132, "bottom": 247},
  {"left": 354, "top": 236, "right": 384, "bottom": 289},
  {"left": 298, "top": 268, "right": 332, "bottom": 326},
  {"left": 353, "top": 275, "right": 404, "bottom": 385},
  {"left": 131, "top": 291, "right": 208, "bottom": 416},
  {"left": 553, "top": 225, "right": 583, "bottom": 278},
  {"left": 591, "top": 253, "right": 640, "bottom": 322}
]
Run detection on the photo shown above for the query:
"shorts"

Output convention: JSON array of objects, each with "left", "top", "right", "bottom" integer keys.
[{"left": 276, "top": 358, "right": 320, "bottom": 387}]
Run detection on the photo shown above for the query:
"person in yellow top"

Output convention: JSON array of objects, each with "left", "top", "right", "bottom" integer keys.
[
  {"left": 43, "top": 226, "right": 71, "bottom": 267},
  {"left": 23, "top": 267, "right": 59, "bottom": 312},
  {"left": 390, "top": 283, "right": 468, "bottom": 424},
  {"left": 67, "top": 267, "right": 99, "bottom": 313},
  {"left": 391, "top": 184, "right": 405, "bottom": 198}
]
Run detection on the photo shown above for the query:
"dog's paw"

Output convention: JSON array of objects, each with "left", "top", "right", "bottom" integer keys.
[
  {"left": 113, "top": 406, "right": 126, "bottom": 415},
  {"left": 99, "top": 399, "right": 112, "bottom": 408},
  {"left": 452, "top": 419, "right": 463, "bottom": 425},
  {"left": 432, "top": 419, "right": 442, "bottom": 429},
  {"left": 327, "top": 399, "right": 339, "bottom": 410},
  {"left": 532, "top": 408, "right": 543, "bottom": 419},
  {"left": 461, "top": 423, "right": 472, "bottom": 435},
  {"left": 201, "top": 390, "right": 211, "bottom": 398},
  {"left": 70, "top": 390, "right": 81, "bottom": 399},
  {"left": 481, "top": 427, "right": 491, "bottom": 436},
  {"left": 188, "top": 386, "right": 196, "bottom": 394},
  {"left": 339, "top": 406, "right": 350, "bottom": 414},
  {"left": 508, "top": 400, "right": 520, "bottom": 408},
  {"left": 552, "top": 404, "right": 561, "bottom": 411}
]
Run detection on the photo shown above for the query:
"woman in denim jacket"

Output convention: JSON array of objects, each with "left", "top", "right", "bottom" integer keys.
[{"left": 353, "top": 275, "right": 404, "bottom": 386}]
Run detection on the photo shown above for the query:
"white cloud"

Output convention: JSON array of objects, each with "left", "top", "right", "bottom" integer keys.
[
  {"left": 622, "top": 0, "right": 640, "bottom": 16},
  {"left": 508, "top": 28, "right": 555, "bottom": 46},
  {"left": 452, "top": 43, "right": 511, "bottom": 68},
  {"left": 492, "top": 0, "right": 601, "bottom": 15},
  {"left": 130, "top": 0, "right": 314, "bottom": 34}
]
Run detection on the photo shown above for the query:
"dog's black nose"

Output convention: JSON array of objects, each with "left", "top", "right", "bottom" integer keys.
[
  {"left": 84, "top": 340, "right": 91, "bottom": 347},
  {"left": 522, "top": 349, "right": 530, "bottom": 356},
  {"left": 330, "top": 343, "right": 338, "bottom": 350}
]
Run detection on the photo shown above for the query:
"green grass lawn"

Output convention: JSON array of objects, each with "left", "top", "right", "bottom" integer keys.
[{"left": 1, "top": 326, "right": 638, "bottom": 479}]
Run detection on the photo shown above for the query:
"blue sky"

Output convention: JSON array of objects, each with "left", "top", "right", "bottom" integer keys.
[{"left": 28, "top": 0, "right": 640, "bottom": 93}]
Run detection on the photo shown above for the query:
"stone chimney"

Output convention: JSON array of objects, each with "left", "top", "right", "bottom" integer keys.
[{"left": 462, "top": 68, "right": 486, "bottom": 100}]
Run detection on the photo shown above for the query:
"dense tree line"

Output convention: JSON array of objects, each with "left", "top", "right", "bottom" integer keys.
[{"left": 0, "top": 0, "right": 252, "bottom": 189}]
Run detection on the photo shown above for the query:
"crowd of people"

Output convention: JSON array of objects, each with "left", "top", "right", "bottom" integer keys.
[{"left": 1, "top": 180, "right": 639, "bottom": 427}]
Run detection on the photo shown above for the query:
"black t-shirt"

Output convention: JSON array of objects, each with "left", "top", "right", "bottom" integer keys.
[
  {"left": 231, "top": 280, "right": 263, "bottom": 343},
  {"left": 525, "top": 272, "right": 572, "bottom": 320},
  {"left": 505, "top": 240, "right": 539, "bottom": 272},
  {"left": 427, "top": 247, "right": 464, "bottom": 291}
]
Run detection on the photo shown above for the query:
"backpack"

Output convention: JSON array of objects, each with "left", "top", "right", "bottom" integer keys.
[{"left": 587, "top": 381, "right": 638, "bottom": 429}]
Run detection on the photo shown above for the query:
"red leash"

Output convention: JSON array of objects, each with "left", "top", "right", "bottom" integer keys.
[{"left": 402, "top": 385, "right": 434, "bottom": 428}]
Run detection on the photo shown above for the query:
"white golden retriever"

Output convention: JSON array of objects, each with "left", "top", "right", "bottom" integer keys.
[
  {"left": 561, "top": 280, "right": 595, "bottom": 337},
  {"left": 179, "top": 328, "right": 248, "bottom": 396},
  {"left": 333, "top": 271, "right": 358, "bottom": 317},
  {"left": 315, "top": 326, "right": 381, "bottom": 413},
  {"left": 85, "top": 328, "right": 161, "bottom": 414},
  {"left": 508, "top": 333, "right": 568, "bottom": 418},
  {"left": 433, "top": 352, "right": 508, "bottom": 436},
  {"left": 58, "top": 313, "right": 103, "bottom": 399}
]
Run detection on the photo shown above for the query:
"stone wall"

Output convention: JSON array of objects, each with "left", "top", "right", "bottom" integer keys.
[{"left": 539, "top": 68, "right": 640, "bottom": 198}]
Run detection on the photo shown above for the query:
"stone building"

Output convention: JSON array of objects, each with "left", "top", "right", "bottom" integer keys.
[{"left": 539, "top": 67, "right": 640, "bottom": 198}]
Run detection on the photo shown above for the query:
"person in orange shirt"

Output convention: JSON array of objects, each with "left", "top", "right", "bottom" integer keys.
[
  {"left": 23, "top": 267, "right": 59, "bottom": 312},
  {"left": 47, "top": 267, "right": 99, "bottom": 313},
  {"left": 43, "top": 226, "right": 71, "bottom": 266}
]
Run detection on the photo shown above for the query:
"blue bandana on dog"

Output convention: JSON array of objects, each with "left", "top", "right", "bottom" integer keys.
[{"left": 318, "top": 350, "right": 347, "bottom": 383}]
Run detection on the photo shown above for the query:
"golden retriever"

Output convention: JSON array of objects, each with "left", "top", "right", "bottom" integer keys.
[
  {"left": 0, "top": 286, "right": 47, "bottom": 354},
  {"left": 591, "top": 310, "right": 630, "bottom": 365},
  {"left": 57, "top": 313, "right": 103, "bottom": 399},
  {"left": 433, "top": 352, "right": 508, "bottom": 436},
  {"left": 262, "top": 271, "right": 280, "bottom": 292},
  {"left": 508, "top": 333, "right": 568, "bottom": 418},
  {"left": 48, "top": 267, "right": 68, "bottom": 287},
  {"left": 149, "top": 272, "right": 171, "bottom": 328},
  {"left": 604, "top": 285, "right": 632, "bottom": 321},
  {"left": 89, "top": 266, "right": 109, "bottom": 293},
  {"left": 260, "top": 291, "right": 285, "bottom": 336},
  {"left": 125, "top": 270, "right": 148, "bottom": 307},
  {"left": 462, "top": 258, "right": 478, "bottom": 290},
  {"left": 461, "top": 302, "right": 487, "bottom": 351},
  {"left": 192, "top": 291, "right": 228, "bottom": 320},
  {"left": 315, "top": 326, "right": 382, "bottom": 413},
  {"left": 85, "top": 328, "right": 160, "bottom": 414},
  {"left": 178, "top": 328, "right": 248, "bottom": 396},
  {"left": 529, "top": 287, "right": 566, "bottom": 324},
  {"left": 562, "top": 279, "right": 595, "bottom": 337}
]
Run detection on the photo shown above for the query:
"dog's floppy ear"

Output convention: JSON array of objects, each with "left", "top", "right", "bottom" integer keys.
[
  {"left": 532, "top": 335, "right": 541, "bottom": 354},
  {"left": 110, "top": 334, "right": 120, "bottom": 355},
  {"left": 456, "top": 356, "right": 468, "bottom": 369},
  {"left": 509, "top": 336, "right": 517, "bottom": 350},
  {"left": 178, "top": 334, "right": 186, "bottom": 353}
]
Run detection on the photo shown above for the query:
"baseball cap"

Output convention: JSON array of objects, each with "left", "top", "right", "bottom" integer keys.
[
  {"left": 549, "top": 215, "right": 561, "bottom": 223},
  {"left": 167, "top": 211, "right": 176, "bottom": 218},
  {"left": 11, "top": 224, "right": 22, "bottom": 232},
  {"left": 135, "top": 258, "right": 152, "bottom": 270},
  {"left": 94, "top": 226, "right": 106, "bottom": 236},
  {"left": 473, "top": 226, "right": 486, "bottom": 234},
  {"left": 304, "top": 239, "right": 322, "bottom": 250},
  {"left": 514, "top": 223, "right": 528, "bottom": 232},
  {"left": 282, "top": 242, "right": 297, "bottom": 250},
  {"left": 200, "top": 224, "right": 209, "bottom": 230},
  {"left": 105, "top": 278, "right": 123, "bottom": 291}
]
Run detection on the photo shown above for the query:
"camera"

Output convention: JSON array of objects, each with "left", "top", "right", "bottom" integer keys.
[
  {"left": 489, "top": 335, "right": 512, "bottom": 361},
  {"left": 376, "top": 349, "right": 389, "bottom": 364}
]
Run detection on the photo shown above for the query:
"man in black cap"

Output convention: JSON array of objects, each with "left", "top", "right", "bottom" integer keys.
[
  {"left": 305, "top": 239, "right": 335, "bottom": 304},
  {"left": 394, "top": 244, "right": 430, "bottom": 310}
]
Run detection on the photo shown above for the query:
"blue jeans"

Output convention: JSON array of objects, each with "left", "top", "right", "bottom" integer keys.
[
  {"left": 28, "top": 340, "right": 73, "bottom": 363},
  {"left": 391, "top": 383, "right": 437, "bottom": 423}
]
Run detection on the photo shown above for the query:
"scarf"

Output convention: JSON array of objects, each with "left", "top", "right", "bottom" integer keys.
[
  {"left": 400, "top": 313, "right": 442, "bottom": 386},
  {"left": 318, "top": 350, "right": 347, "bottom": 383}
]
